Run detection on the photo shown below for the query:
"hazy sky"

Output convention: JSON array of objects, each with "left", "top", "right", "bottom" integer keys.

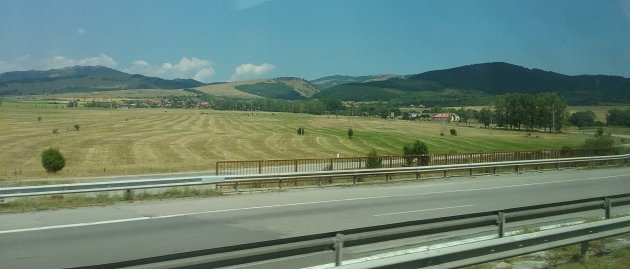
[{"left": 1, "top": 0, "right": 629, "bottom": 82}]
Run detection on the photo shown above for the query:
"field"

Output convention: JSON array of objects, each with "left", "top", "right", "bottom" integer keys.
[{"left": 0, "top": 99, "right": 591, "bottom": 180}]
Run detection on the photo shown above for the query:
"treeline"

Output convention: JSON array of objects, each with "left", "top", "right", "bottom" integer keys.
[
  {"left": 494, "top": 92, "right": 567, "bottom": 132},
  {"left": 471, "top": 93, "right": 568, "bottom": 132},
  {"left": 606, "top": 109, "right": 630, "bottom": 127}
]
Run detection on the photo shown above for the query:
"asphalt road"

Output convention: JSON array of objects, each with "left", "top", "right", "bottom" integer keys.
[{"left": 1, "top": 167, "right": 630, "bottom": 268}]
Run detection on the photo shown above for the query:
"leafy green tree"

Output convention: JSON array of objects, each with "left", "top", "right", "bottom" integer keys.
[
  {"left": 347, "top": 128, "right": 353, "bottom": 139},
  {"left": 365, "top": 148, "right": 382, "bottom": 169},
  {"left": 41, "top": 147, "right": 65, "bottom": 173},
  {"left": 403, "top": 140, "right": 430, "bottom": 166},
  {"left": 478, "top": 108, "right": 493, "bottom": 128},
  {"left": 569, "top": 111, "right": 596, "bottom": 127}
]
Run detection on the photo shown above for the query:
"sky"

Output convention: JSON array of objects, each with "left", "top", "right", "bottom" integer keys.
[{"left": 1, "top": 0, "right": 629, "bottom": 82}]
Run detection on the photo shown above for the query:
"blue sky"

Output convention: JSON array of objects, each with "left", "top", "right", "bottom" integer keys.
[{"left": 1, "top": 0, "right": 629, "bottom": 82}]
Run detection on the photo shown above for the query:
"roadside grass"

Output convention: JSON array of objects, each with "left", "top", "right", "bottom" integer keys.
[
  {"left": 0, "top": 99, "right": 595, "bottom": 180},
  {"left": 0, "top": 186, "right": 222, "bottom": 213}
]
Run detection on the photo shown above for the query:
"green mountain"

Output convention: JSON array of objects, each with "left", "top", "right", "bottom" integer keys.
[
  {"left": 316, "top": 62, "right": 630, "bottom": 105},
  {"left": 192, "top": 77, "right": 320, "bottom": 100},
  {"left": 0, "top": 66, "right": 205, "bottom": 96},
  {"left": 310, "top": 74, "right": 402, "bottom": 90}
]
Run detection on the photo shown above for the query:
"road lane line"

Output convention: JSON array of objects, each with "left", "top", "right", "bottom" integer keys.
[
  {"left": 0, "top": 217, "right": 150, "bottom": 234},
  {"left": 372, "top": 204, "right": 475, "bottom": 217},
  {"left": 0, "top": 173, "right": 627, "bottom": 234}
]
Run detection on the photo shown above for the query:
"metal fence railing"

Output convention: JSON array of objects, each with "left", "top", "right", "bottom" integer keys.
[{"left": 215, "top": 148, "right": 618, "bottom": 175}]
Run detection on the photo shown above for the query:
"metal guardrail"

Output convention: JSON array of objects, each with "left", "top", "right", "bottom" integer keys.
[
  {"left": 71, "top": 193, "right": 630, "bottom": 269},
  {"left": 1, "top": 154, "right": 628, "bottom": 199},
  {"left": 335, "top": 216, "right": 630, "bottom": 269}
]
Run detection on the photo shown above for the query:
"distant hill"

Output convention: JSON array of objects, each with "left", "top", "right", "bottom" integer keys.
[
  {"left": 194, "top": 77, "right": 319, "bottom": 100},
  {"left": 311, "top": 74, "right": 402, "bottom": 90},
  {"left": 0, "top": 66, "right": 205, "bottom": 96},
  {"left": 316, "top": 62, "right": 630, "bottom": 105}
]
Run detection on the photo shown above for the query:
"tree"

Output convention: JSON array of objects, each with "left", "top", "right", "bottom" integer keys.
[
  {"left": 365, "top": 148, "right": 382, "bottom": 169},
  {"left": 41, "top": 147, "right": 65, "bottom": 173},
  {"left": 450, "top": 129, "right": 457, "bottom": 136},
  {"left": 569, "top": 111, "right": 596, "bottom": 127},
  {"left": 402, "top": 140, "right": 430, "bottom": 166},
  {"left": 478, "top": 108, "right": 493, "bottom": 128},
  {"left": 347, "top": 128, "right": 353, "bottom": 139},
  {"left": 297, "top": 127, "right": 305, "bottom": 135},
  {"left": 74, "top": 124, "right": 80, "bottom": 131}
]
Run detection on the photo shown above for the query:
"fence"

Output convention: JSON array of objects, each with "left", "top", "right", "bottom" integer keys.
[{"left": 215, "top": 148, "right": 617, "bottom": 175}]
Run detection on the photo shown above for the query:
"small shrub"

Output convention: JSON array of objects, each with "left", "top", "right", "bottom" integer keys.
[
  {"left": 74, "top": 124, "right": 80, "bottom": 131},
  {"left": 403, "top": 140, "right": 430, "bottom": 166},
  {"left": 450, "top": 129, "right": 457, "bottom": 136},
  {"left": 347, "top": 128, "right": 353, "bottom": 139},
  {"left": 38, "top": 116, "right": 42, "bottom": 122},
  {"left": 41, "top": 147, "right": 65, "bottom": 173},
  {"left": 440, "top": 131, "right": 444, "bottom": 136},
  {"left": 52, "top": 129, "right": 59, "bottom": 134},
  {"left": 365, "top": 148, "right": 382, "bottom": 169},
  {"left": 296, "top": 127, "right": 305, "bottom": 135}
]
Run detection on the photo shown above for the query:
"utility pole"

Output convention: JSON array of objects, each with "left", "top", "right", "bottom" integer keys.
[{"left": 552, "top": 104, "right": 556, "bottom": 133}]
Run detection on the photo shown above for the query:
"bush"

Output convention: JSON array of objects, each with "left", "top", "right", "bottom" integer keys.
[
  {"left": 450, "top": 129, "right": 457, "bottom": 136},
  {"left": 365, "top": 148, "right": 382, "bottom": 169},
  {"left": 296, "top": 127, "right": 305, "bottom": 135},
  {"left": 41, "top": 147, "right": 65, "bottom": 173},
  {"left": 403, "top": 140, "right": 430, "bottom": 166},
  {"left": 38, "top": 116, "right": 42, "bottom": 122},
  {"left": 347, "top": 128, "right": 353, "bottom": 139},
  {"left": 52, "top": 128, "right": 59, "bottom": 134},
  {"left": 74, "top": 124, "right": 80, "bottom": 131}
]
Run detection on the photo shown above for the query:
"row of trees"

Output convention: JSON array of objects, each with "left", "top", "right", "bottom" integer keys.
[{"left": 493, "top": 92, "right": 568, "bottom": 132}]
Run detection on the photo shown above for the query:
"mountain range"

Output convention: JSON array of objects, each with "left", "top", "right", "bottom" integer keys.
[
  {"left": 1, "top": 62, "right": 629, "bottom": 105},
  {"left": 0, "top": 66, "right": 204, "bottom": 96}
]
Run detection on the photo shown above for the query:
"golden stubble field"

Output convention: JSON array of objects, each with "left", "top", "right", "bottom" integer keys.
[{"left": 0, "top": 101, "right": 587, "bottom": 180}]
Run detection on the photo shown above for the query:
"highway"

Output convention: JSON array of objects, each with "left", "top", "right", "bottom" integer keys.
[{"left": 1, "top": 167, "right": 629, "bottom": 268}]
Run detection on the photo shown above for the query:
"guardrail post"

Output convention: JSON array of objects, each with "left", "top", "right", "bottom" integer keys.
[
  {"left": 124, "top": 189, "right": 134, "bottom": 201},
  {"left": 493, "top": 167, "right": 497, "bottom": 175},
  {"left": 443, "top": 170, "right": 447, "bottom": 178},
  {"left": 469, "top": 168, "right": 473, "bottom": 176},
  {"left": 258, "top": 161, "right": 263, "bottom": 174},
  {"left": 352, "top": 175, "right": 357, "bottom": 185},
  {"left": 497, "top": 211, "right": 505, "bottom": 238},
  {"left": 604, "top": 198, "right": 612, "bottom": 219},
  {"left": 279, "top": 179, "right": 283, "bottom": 190},
  {"left": 515, "top": 165, "right": 519, "bottom": 174},
  {"left": 235, "top": 181, "right": 239, "bottom": 191},
  {"left": 416, "top": 172, "right": 420, "bottom": 180},
  {"left": 334, "top": 233, "right": 344, "bottom": 266},
  {"left": 580, "top": 241, "right": 590, "bottom": 261},
  {"left": 295, "top": 160, "right": 298, "bottom": 172}
]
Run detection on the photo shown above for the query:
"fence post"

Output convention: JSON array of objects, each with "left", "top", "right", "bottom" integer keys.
[
  {"left": 334, "top": 233, "right": 344, "bottom": 266},
  {"left": 604, "top": 198, "right": 612, "bottom": 219},
  {"left": 389, "top": 156, "right": 393, "bottom": 168},
  {"left": 580, "top": 241, "right": 590, "bottom": 261},
  {"left": 258, "top": 161, "right": 262, "bottom": 174},
  {"left": 215, "top": 162, "right": 219, "bottom": 175},
  {"left": 497, "top": 211, "right": 505, "bottom": 238},
  {"left": 294, "top": 160, "right": 298, "bottom": 172},
  {"left": 515, "top": 165, "right": 519, "bottom": 174},
  {"left": 279, "top": 179, "right": 283, "bottom": 190}
]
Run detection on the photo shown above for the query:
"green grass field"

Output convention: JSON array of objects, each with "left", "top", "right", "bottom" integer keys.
[{"left": 0, "top": 99, "right": 592, "bottom": 180}]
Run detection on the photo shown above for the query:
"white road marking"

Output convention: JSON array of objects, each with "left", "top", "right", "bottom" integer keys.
[
  {"left": 372, "top": 204, "right": 475, "bottom": 217},
  {"left": 0, "top": 173, "right": 626, "bottom": 234}
]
